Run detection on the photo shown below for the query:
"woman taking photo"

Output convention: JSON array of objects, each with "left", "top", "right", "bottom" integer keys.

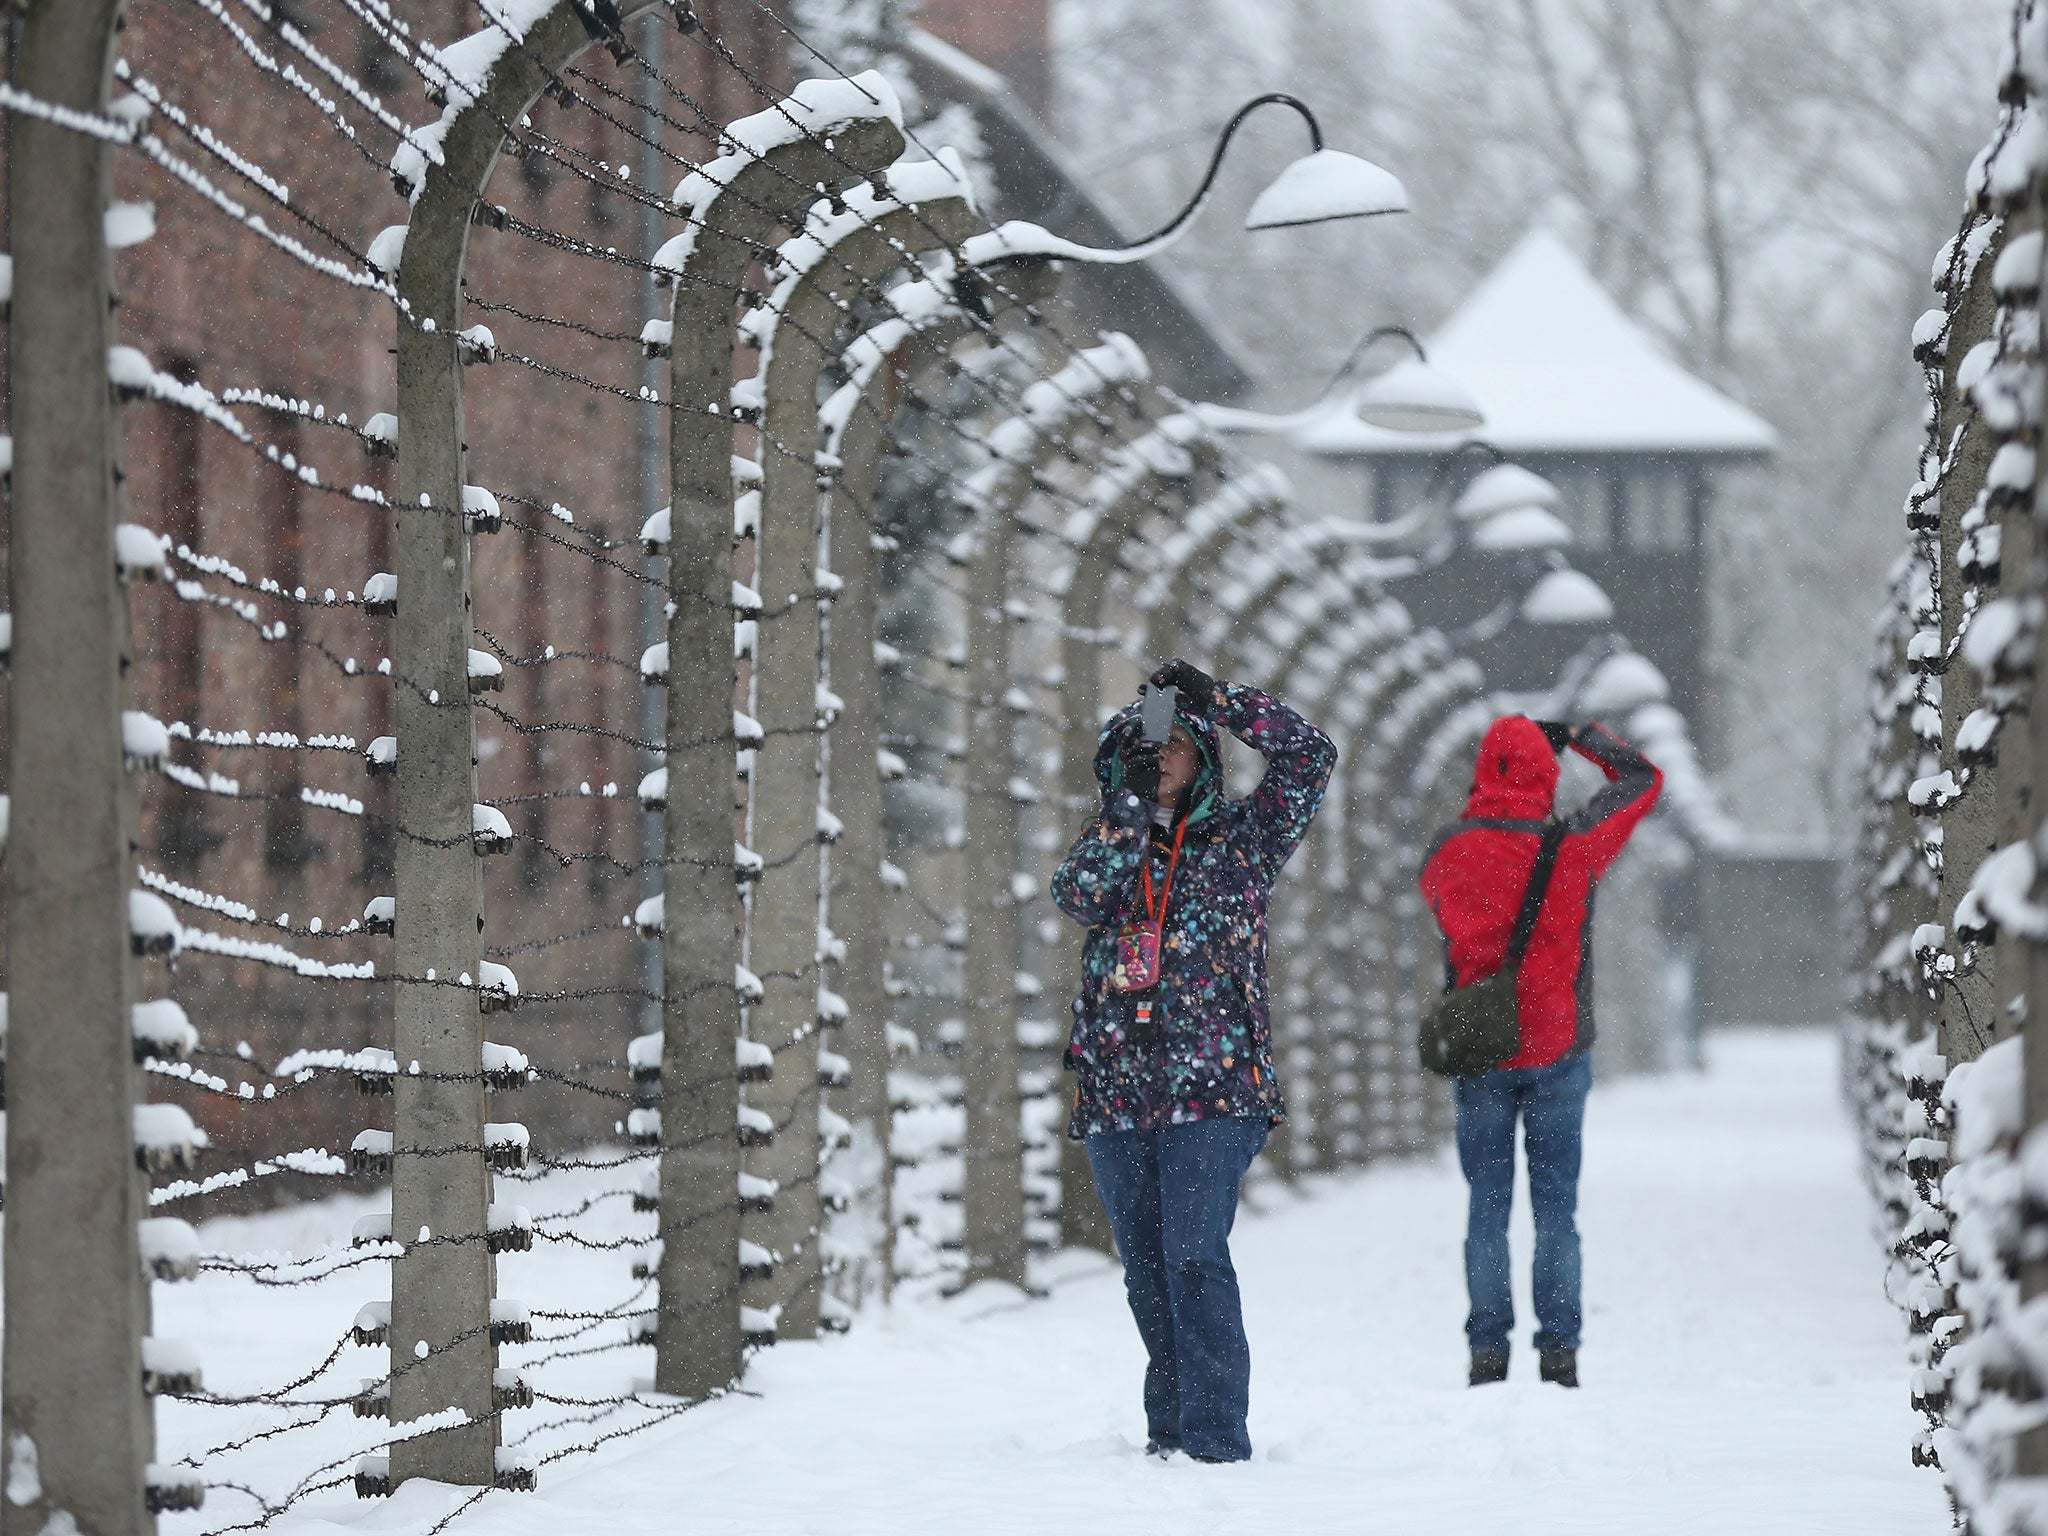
[{"left": 1051, "top": 657, "right": 1334, "bottom": 1464}]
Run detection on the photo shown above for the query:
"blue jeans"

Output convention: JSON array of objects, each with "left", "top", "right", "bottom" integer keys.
[
  {"left": 1085, "top": 1116, "right": 1269, "bottom": 1461},
  {"left": 1453, "top": 1053, "right": 1592, "bottom": 1357}
]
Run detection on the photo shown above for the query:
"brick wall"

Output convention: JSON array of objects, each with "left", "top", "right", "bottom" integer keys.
[
  {"left": 913, "top": 0, "right": 1050, "bottom": 119},
  {"left": 15, "top": 0, "right": 794, "bottom": 1192}
]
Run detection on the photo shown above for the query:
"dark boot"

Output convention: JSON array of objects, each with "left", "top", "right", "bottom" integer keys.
[
  {"left": 1539, "top": 1348, "right": 1579, "bottom": 1388},
  {"left": 1468, "top": 1349, "right": 1509, "bottom": 1386}
]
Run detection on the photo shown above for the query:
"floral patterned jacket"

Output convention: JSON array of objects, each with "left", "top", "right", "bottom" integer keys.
[{"left": 1051, "top": 679, "right": 1336, "bottom": 1138}]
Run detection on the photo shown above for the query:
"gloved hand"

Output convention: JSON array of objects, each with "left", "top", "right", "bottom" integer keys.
[
  {"left": 1535, "top": 720, "right": 1578, "bottom": 753},
  {"left": 1151, "top": 658, "right": 1218, "bottom": 713},
  {"left": 1119, "top": 733, "right": 1163, "bottom": 802}
]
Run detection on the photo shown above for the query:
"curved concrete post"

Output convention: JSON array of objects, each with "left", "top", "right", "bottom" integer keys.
[
  {"left": 1055, "top": 413, "right": 1217, "bottom": 834},
  {"left": 1337, "top": 639, "right": 1484, "bottom": 1157},
  {"left": 3, "top": 3, "right": 159, "bottom": 1532},
  {"left": 947, "top": 329, "right": 1162, "bottom": 1282},
  {"left": 953, "top": 490, "right": 1030, "bottom": 1287},
  {"left": 1128, "top": 464, "right": 1292, "bottom": 667},
  {"left": 1241, "top": 585, "right": 1416, "bottom": 1172},
  {"left": 743, "top": 156, "right": 978, "bottom": 1334},
  {"left": 817, "top": 261, "right": 1060, "bottom": 1297},
  {"left": 652, "top": 76, "right": 905, "bottom": 1379},
  {"left": 1049, "top": 408, "right": 1216, "bottom": 1248},
  {"left": 383, "top": 0, "right": 665, "bottom": 1482}
]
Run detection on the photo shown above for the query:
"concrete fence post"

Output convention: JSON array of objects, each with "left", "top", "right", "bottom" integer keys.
[
  {"left": 2016, "top": 142, "right": 2048, "bottom": 1481},
  {"left": 955, "top": 493, "right": 1028, "bottom": 1288},
  {"left": 817, "top": 259, "right": 1058, "bottom": 1295},
  {"left": 3, "top": 3, "right": 160, "bottom": 1532},
  {"left": 1050, "top": 409, "right": 1216, "bottom": 1247},
  {"left": 652, "top": 77, "right": 903, "bottom": 1373},
  {"left": 1223, "top": 548, "right": 1413, "bottom": 1165},
  {"left": 742, "top": 157, "right": 976, "bottom": 1332},
  {"left": 378, "top": 0, "right": 668, "bottom": 1485},
  {"left": 1934, "top": 226, "right": 2007, "bottom": 1062}
]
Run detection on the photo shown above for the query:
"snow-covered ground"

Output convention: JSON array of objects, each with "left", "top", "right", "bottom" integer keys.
[{"left": 151, "top": 1027, "right": 1940, "bottom": 1536}]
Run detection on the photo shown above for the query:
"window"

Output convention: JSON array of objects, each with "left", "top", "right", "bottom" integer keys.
[
  {"left": 1624, "top": 465, "right": 1693, "bottom": 551},
  {"left": 1542, "top": 465, "right": 1610, "bottom": 551}
]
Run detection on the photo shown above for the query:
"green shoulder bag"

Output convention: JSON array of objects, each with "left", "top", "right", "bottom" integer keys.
[{"left": 1418, "top": 820, "right": 1565, "bottom": 1079}]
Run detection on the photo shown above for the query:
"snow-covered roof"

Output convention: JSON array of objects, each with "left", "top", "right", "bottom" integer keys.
[{"left": 1295, "top": 230, "right": 1777, "bottom": 458}]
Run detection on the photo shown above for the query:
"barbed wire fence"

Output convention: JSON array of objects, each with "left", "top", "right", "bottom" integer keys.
[
  {"left": 1839, "top": 0, "right": 2048, "bottom": 1526},
  {"left": 0, "top": 1, "right": 1728, "bottom": 1532}
]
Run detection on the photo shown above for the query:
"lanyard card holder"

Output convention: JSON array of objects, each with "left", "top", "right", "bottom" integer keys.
[{"left": 1112, "top": 919, "right": 1163, "bottom": 992}]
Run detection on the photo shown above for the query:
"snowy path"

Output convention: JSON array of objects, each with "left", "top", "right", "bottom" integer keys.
[{"left": 171, "top": 1029, "right": 1942, "bottom": 1536}]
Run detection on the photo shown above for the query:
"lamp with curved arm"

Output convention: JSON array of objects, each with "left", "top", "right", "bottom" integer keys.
[{"left": 962, "top": 93, "right": 1406, "bottom": 270}]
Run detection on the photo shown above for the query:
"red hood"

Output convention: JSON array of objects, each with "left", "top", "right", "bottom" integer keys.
[{"left": 1464, "top": 715, "right": 1559, "bottom": 820}]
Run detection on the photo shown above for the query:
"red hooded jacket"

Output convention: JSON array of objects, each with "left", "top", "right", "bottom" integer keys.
[{"left": 1418, "top": 717, "right": 1662, "bottom": 1070}]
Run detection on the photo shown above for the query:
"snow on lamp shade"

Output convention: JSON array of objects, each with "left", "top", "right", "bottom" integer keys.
[
  {"left": 1521, "top": 569, "right": 1614, "bottom": 626},
  {"left": 1468, "top": 505, "right": 1574, "bottom": 554},
  {"left": 1579, "top": 652, "right": 1671, "bottom": 715},
  {"left": 1455, "top": 463, "right": 1561, "bottom": 520},
  {"left": 1353, "top": 358, "right": 1485, "bottom": 433},
  {"left": 1243, "top": 149, "right": 1407, "bottom": 230}
]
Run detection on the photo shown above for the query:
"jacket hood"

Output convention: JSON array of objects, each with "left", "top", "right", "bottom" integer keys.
[
  {"left": 1464, "top": 715, "right": 1559, "bottom": 820},
  {"left": 1095, "top": 694, "right": 1225, "bottom": 828}
]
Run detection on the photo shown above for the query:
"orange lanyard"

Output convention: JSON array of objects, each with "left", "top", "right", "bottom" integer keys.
[{"left": 1141, "top": 819, "right": 1189, "bottom": 929}]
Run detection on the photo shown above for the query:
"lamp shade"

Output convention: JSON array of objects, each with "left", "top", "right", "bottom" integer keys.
[
  {"left": 1521, "top": 569, "right": 1614, "bottom": 626},
  {"left": 1244, "top": 149, "right": 1408, "bottom": 231},
  {"left": 1580, "top": 652, "right": 1671, "bottom": 715},
  {"left": 1454, "top": 462, "right": 1560, "bottom": 520},
  {"left": 1469, "top": 504, "right": 1573, "bottom": 553},
  {"left": 1354, "top": 358, "right": 1485, "bottom": 433}
]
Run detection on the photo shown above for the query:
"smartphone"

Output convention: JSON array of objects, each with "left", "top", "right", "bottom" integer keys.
[{"left": 1140, "top": 683, "right": 1178, "bottom": 745}]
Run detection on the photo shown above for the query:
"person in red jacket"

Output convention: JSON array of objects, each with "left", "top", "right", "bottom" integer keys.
[{"left": 1419, "top": 716, "right": 1661, "bottom": 1390}]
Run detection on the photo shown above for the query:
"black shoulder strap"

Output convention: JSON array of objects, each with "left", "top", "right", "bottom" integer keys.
[{"left": 1505, "top": 820, "right": 1566, "bottom": 968}]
